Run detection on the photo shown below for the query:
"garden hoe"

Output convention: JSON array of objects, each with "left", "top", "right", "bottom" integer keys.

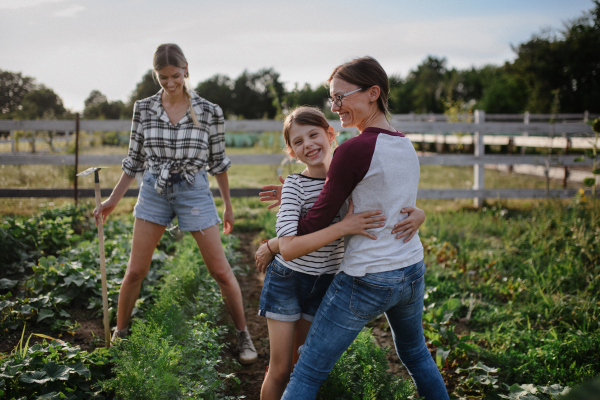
[{"left": 76, "top": 167, "right": 111, "bottom": 348}]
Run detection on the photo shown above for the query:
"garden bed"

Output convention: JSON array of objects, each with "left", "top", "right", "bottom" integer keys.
[{"left": 2, "top": 195, "right": 599, "bottom": 399}]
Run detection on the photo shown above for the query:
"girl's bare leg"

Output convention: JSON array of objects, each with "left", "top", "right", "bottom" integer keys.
[
  {"left": 116, "top": 218, "right": 166, "bottom": 330},
  {"left": 190, "top": 225, "right": 246, "bottom": 330},
  {"left": 261, "top": 319, "right": 296, "bottom": 400},
  {"left": 292, "top": 319, "right": 312, "bottom": 366}
]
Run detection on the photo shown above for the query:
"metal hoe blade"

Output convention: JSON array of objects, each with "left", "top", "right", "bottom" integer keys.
[{"left": 76, "top": 166, "right": 109, "bottom": 177}]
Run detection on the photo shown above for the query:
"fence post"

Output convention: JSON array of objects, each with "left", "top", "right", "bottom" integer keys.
[
  {"left": 31, "top": 132, "right": 36, "bottom": 153},
  {"left": 563, "top": 138, "right": 571, "bottom": 188},
  {"left": 65, "top": 131, "right": 70, "bottom": 151},
  {"left": 521, "top": 111, "right": 529, "bottom": 155},
  {"left": 10, "top": 131, "right": 16, "bottom": 153},
  {"left": 508, "top": 137, "right": 514, "bottom": 173},
  {"left": 74, "top": 113, "right": 80, "bottom": 205},
  {"left": 473, "top": 110, "right": 485, "bottom": 207}
]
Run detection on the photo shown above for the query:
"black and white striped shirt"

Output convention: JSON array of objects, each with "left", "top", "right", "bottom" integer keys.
[
  {"left": 122, "top": 90, "right": 231, "bottom": 195},
  {"left": 275, "top": 174, "right": 345, "bottom": 275}
]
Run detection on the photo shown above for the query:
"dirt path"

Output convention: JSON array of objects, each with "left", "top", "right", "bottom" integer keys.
[{"left": 221, "top": 231, "right": 270, "bottom": 399}]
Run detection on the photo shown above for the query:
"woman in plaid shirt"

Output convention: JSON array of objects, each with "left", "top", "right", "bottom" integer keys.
[{"left": 93, "top": 43, "right": 257, "bottom": 365}]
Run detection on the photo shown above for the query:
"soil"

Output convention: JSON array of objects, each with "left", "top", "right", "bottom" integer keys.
[
  {"left": 221, "top": 231, "right": 270, "bottom": 399},
  {"left": 0, "top": 309, "right": 107, "bottom": 354}
]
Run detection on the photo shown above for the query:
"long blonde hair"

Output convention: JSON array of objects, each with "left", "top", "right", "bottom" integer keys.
[{"left": 153, "top": 43, "right": 201, "bottom": 128}]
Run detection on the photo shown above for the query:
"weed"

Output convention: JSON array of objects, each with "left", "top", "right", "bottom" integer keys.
[{"left": 317, "top": 328, "right": 414, "bottom": 400}]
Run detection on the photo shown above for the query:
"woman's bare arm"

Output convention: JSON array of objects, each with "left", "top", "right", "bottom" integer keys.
[
  {"left": 279, "top": 201, "right": 385, "bottom": 261},
  {"left": 93, "top": 172, "right": 136, "bottom": 225}
]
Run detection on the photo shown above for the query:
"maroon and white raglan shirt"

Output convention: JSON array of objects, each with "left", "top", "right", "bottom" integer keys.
[{"left": 296, "top": 127, "right": 423, "bottom": 277}]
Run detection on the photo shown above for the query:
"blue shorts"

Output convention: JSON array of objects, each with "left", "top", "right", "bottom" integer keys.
[
  {"left": 258, "top": 258, "right": 335, "bottom": 322},
  {"left": 133, "top": 170, "right": 221, "bottom": 232}
]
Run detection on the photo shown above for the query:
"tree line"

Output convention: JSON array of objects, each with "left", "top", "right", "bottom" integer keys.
[{"left": 1, "top": 1, "right": 598, "bottom": 122}]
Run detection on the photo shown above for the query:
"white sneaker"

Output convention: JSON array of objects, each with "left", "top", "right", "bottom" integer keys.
[
  {"left": 111, "top": 327, "right": 128, "bottom": 342},
  {"left": 237, "top": 328, "right": 258, "bottom": 365}
]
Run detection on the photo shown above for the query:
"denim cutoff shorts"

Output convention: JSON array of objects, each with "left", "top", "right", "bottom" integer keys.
[
  {"left": 133, "top": 169, "right": 221, "bottom": 232},
  {"left": 258, "top": 258, "right": 335, "bottom": 322}
]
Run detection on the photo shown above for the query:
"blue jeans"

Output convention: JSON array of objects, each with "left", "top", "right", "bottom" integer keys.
[{"left": 281, "top": 260, "right": 449, "bottom": 400}]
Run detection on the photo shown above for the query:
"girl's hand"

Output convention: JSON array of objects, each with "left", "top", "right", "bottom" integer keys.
[
  {"left": 339, "top": 200, "right": 386, "bottom": 240},
  {"left": 255, "top": 242, "right": 274, "bottom": 273},
  {"left": 259, "top": 175, "right": 284, "bottom": 209},
  {"left": 93, "top": 198, "right": 118, "bottom": 226},
  {"left": 391, "top": 206, "right": 425, "bottom": 242},
  {"left": 223, "top": 207, "right": 234, "bottom": 235}
]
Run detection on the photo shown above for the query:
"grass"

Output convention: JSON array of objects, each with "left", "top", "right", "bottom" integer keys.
[{"left": 418, "top": 198, "right": 600, "bottom": 397}]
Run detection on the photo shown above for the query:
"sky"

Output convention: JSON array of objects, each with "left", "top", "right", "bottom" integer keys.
[{"left": 0, "top": 0, "right": 595, "bottom": 111}]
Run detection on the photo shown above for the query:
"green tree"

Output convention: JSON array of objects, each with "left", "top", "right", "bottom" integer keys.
[
  {"left": 476, "top": 71, "right": 529, "bottom": 113},
  {"left": 84, "top": 90, "right": 107, "bottom": 109},
  {"left": 284, "top": 83, "right": 329, "bottom": 111},
  {"left": 83, "top": 90, "right": 126, "bottom": 119},
  {"left": 195, "top": 74, "right": 235, "bottom": 117},
  {"left": 17, "top": 86, "right": 66, "bottom": 119},
  {"left": 123, "top": 70, "right": 162, "bottom": 118},
  {"left": 0, "top": 69, "right": 36, "bottom": 117},
  {"left": 511, "top": 1, "right": 600, "bottom": 113},
  {"left": 230, "top": 68, "right": 285, "bottom": 119},
  {"left": 558, "top": 1, "right": 600, "bottom": 113},
  {"left": 389, "top": 56, "right": 455, "bottom": 114}
]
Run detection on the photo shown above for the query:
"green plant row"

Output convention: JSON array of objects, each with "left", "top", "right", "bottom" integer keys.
[
  {"left": 1, "top": 216, "right": 171, "bottom": 335},
  {"left": 419, "top": 199, "right": 600, "bottom": 398},
  {"left": 0, "top": 205, "right": 93, "bottom": 275},
  {"left": 101, "top": 234, "right": 242, "bottom": 400},
  {"left": 317, "top": 328, "right": 414, "bottom": 400},
  {"left": 1, "top": 211, "right": 240, "bottom": 399},
  {"left": 1, "top": 332, "right": 112, "bottom": 400}
]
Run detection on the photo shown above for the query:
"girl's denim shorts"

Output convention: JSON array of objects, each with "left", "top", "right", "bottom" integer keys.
[
  {"left": 258, "top": 258, "right": 335, "bottom": 322},
  {"left": 133, "top": 169, "right": 221, "bottom": 232}
]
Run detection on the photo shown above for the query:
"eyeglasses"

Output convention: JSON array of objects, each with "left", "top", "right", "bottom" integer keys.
[{"left": 328, "top": 88, "right": 363, "bottom": 107}]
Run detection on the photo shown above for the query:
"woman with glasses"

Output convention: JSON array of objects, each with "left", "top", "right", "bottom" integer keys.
[{"left": 277, "top": 57, "right": 449, "bottom": 399}]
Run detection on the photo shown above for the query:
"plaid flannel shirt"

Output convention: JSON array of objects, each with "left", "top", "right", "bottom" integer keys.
[{"left": 122, "top": 90, "right": 231, "bottom": 195}]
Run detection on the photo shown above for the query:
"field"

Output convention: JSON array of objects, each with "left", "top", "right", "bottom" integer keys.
[{"left": 1, "top": 141, "right": 599, "bottom": 399}]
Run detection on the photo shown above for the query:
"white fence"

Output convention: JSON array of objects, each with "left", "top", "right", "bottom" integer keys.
[{"left": 0, "top": 111, "right": 597, "bottom": 204}]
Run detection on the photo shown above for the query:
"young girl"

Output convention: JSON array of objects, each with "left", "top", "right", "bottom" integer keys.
[{"left": 255, "top": 107, "right": 425, "bottom": 400}]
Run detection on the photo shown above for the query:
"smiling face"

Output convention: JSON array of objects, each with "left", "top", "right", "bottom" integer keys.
[
  {"left": 329, "top": 77, "right": 375, "bottom": 132},
  {"left": 156, "top": 64, "right": 187, "bottom": 96},
  {"left": 288, "top": 123, "right": 335, "bottom": 169}
]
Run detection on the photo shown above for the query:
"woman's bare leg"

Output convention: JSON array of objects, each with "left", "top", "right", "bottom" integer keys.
[
  {"left": 116, "top": 218, "right": 166, "bottom": 330},
  {"left": 190, "top": 225, "right": 246, "bottom": 330},
  {"left": 261, "top": 319, "right": 296, "bottom": 400}
]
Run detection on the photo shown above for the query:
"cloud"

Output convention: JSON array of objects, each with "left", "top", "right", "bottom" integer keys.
[
  {"left": 53, "top": 4, "right": 84, "bottom": 17},
  {"left": 0, "top": 0, "right": 69, "bottom": 9}
]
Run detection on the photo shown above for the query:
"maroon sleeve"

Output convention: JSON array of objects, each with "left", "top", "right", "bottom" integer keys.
[{"left": 297, "top": 132, "right": 377, "bottom": 235}]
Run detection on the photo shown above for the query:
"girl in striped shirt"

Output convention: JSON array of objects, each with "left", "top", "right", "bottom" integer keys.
[{"left": 254, "top": 107, "right": 425, "bottom": 400}]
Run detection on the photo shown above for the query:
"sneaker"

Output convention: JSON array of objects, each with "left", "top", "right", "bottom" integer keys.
[
  {"left": 237, "top": 328, "right": 258, "bottom": 365},
  {"left": 111, "top": 327, "right": 128, "bottom": 342}
]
